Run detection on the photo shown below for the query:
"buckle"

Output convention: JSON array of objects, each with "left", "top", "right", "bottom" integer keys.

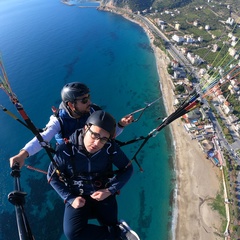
[{"left": 79, "top": 189, "right": 84, "bottom": 195}]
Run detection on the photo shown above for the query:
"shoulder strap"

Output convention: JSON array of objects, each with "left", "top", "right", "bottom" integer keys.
[
  {"left": 107, "top": 141, "right": 115, "bottom": 161},
  {"left": 105, "top": 141, "right": 119, "bottom": 177},
  {"left": 64, "top": 139, "right": 76, "bottom": 178},
  {"left": 52, "top": 106, "right": 64, "bottom": 136},
  {"left": 91, "top": 104, "right": 102, "bottom": 112},
  {"left": 62, "top": 140, "right": 119, "bottom": 181}
]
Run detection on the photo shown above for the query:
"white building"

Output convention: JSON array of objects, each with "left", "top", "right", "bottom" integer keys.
[
  {"left": 160, "top": 25, "right": 166, "bottom": 31},
  {"left": 226, "top": 17, "right": 234, "bottom": 26},
  {"left": 172, "top": 34, "right": 185, "bottom": 43},
  {"left": 217, "top": 95, "right": 226, "bottom": 104},
  {"left": 229, "top": 47, "right": 236, "bottom": 57},
  {"left": 212, "top": 44, "right": 218, "bottom": 52},
  {"left": 233, "top": 124, "right": 240, "bottom": 136},
  {"left": 198, "top": 36, "right": 203, "bottom": 42},
  {"left": 205, "top": 25, "right": 210, "bottom": 30},
  {"left": 187, "top": 52, "right": 203, "bottom": 65},
  {"left": 185, "top": 36, "right": 194, "bottom": 43},
  {"left": 193, "top": 20, "right": 199, "bottom": 26},
  {"left": 158, "top": 20, "right": 165, "bottom": 26},
  {"left": 222, "top": 104, "right": 233, "bottom": 115},
  {"left": 175, "top": 23, "right": 180, "bottom": 30},
  {"left": 171, "top": 60, "right": 179, "bottom": 68},
  {"left": 199, "top": 68, "right": 207, "bottom": 76},
  {"left": 230, "top": 79, "right": 240, "bottom": 91}
]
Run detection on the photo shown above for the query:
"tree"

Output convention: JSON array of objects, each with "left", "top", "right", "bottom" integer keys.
[{"left": 176, "top": 84, "right": 185, "bottom": 93}]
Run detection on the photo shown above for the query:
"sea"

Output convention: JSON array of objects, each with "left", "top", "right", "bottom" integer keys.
[{"left": 0, "top": 0, "right": 175, "bottom": 239}]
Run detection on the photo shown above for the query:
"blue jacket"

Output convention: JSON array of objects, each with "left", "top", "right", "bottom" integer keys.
[
  {"left": 47, "top": 129, "right": 133, "bottom": 204},
  {"left": 54, "top": 103, "right": 101, "bottom": 144}
]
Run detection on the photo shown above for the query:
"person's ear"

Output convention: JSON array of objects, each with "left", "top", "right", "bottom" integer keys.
[{"left": 67, "top": 101, "right": 75, "bottom": 110}]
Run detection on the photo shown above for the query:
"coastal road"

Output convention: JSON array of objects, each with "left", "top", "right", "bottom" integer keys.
[{"left": 137, "top": 15, "right": 197, "bottom": 78}]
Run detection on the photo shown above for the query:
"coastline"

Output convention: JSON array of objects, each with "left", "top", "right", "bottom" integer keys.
[
  {"left": 152, "top": 35, "right": 223, "bottom": 240},
  {"left": 152, "top": 40, "right": 224, "bottom": 240},
  {"left": 98, "top": 5, "right": 224, "bottom": 240}
]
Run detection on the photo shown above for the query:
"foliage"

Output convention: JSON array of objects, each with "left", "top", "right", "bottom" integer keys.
[
  {"left": 107, "top": 0, "right": 154, "bottom": 11},
  {"left": 167, "top": 65, "right": 174, "bottom": 75},
  {"left": 187, "top": 74, "right": 194, "bottom": 82},
  {"left": 228, "top": 94, "right": 240, "bottom": 119},
  {"left": 110, "top": 0, "right": 240, "bottom": 17},
  {"left": 175, "top": 84, "right": 185, "bottom": 93},
  {"left": 128, "top": 0, "right": 154, "bottom": 11},
  {"left": 152, "top": 0, "right": 193, "bottom": 12},
  {"left": 209, "top": 188, "right": 226, "bottom": 218},
  {"left": 107, "top": 0, "right": 194, "bottom": 11}
]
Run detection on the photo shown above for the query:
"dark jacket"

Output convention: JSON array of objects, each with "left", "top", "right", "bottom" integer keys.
[{"left": 47, "top": 129, "right": 133, "bottom": 204}]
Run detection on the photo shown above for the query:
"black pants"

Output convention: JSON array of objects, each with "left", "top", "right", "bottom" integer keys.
[{"left": 63, "top": 195, "right": 120, "bottom": 240}]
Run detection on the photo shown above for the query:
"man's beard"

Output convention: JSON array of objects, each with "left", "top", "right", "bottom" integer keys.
[{"left": 73, "top": 105, "right": 91, "bottom": 117}]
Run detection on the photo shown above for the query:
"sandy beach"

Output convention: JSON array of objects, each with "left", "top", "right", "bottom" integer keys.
[
  {"left": 154, "top": 47, "right": 223, "bottom": 240},
  {"left": 99, "top": 5, "right": 225, "bottom": 239}
]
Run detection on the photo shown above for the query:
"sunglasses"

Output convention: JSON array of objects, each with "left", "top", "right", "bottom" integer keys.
[
  {"left": 88, "top": 128, "right": 109, "bottom": 144},
  {"left": 75, "top": 94, "right": 90, "bottom": 104}
]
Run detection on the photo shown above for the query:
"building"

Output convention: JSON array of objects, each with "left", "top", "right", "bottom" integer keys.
[
  {"left": 173, "top": 69, "right": 186, "bottom": 79},
  {"left": 212, "top": 44, "right": 219, "bottom": 52},
  {"left": 217, "top": 94, "right": 226, "bottom": 104},
  {"left": 193, "top": 20, "right": 199, "bottom": 26},
  {"left": 187, "top": 52, "right": 203, "bottom": 65},
  {"left": 172, "top": 34, "right": 185, "bottom": 43},
  {"left": 185, "top": 36, "right": 195, "bottom": 43},
  {"left": 205, "top": 25, "right": 210, "bottom": 30},
  {"left": 229, "top": 47, "right": 237, "bottom": 57},
  {"left": 226, "top": 17, "right": 235, "bottom": 26},
  {"left": 171, "top": 60, "right": 180, "bottom": 68},
  {"left": 198, "top": 36, "right": 203, "bottom": 42},
  {"left": 175, "top": 23, "right": 180, "bottom": 30},
  {"left": 222, "top": 101, "right": 233, "bottom": 115}
]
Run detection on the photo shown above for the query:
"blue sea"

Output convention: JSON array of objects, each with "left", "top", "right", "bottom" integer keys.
[{"left": 0, "top": 1, "right": 175, "bottom": 239}]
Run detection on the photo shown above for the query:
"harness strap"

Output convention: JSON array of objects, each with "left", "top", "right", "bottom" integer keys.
[
  {"left": 61, "top": 139, "right": 124, "bottom": 191},
  {"left": 52, "top": 106, "right": 64, "bottom": 137}
]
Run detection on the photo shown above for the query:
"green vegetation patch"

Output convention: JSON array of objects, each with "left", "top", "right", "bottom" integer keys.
[
  {"left": 209, "top": 190, "right": 226, "bottom": 218},
  {"left": 210, "top": 29, "right": 224, "bottom": 38}
]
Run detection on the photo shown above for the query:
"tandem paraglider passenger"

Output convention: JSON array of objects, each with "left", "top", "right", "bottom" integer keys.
[{"left": 47, "top": 110, "right": 140, "bottom": 240}]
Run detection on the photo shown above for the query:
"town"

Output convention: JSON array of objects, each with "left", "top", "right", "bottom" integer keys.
[{"left": 140, "top": 2, "right": 240, "bottom": 239}]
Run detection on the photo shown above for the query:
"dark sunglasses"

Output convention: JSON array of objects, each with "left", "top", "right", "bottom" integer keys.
[{"left": 75, "top": 94, "right": 90, "bottom": 104}]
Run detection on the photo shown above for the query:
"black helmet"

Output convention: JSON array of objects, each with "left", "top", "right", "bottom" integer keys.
[
  {"left": 61, "top": 82, "right": 90, "bottom": 103},
  {"left": 86, "top": 110, "right": 116, "bottom": 138}
]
